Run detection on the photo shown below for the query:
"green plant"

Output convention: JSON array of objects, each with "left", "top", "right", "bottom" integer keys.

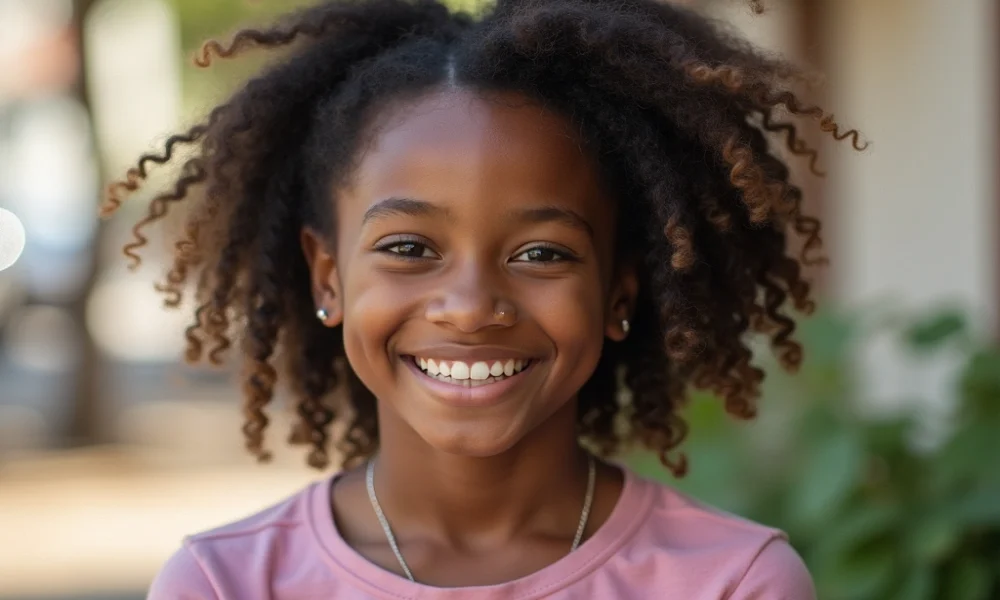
[{"left": 629, "top": 308, "right": 1000, "bottom": 600}]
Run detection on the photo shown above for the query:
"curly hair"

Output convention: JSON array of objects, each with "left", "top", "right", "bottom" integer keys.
[{"left": 104, "top": 0, "right": 863, "bottom": 476}]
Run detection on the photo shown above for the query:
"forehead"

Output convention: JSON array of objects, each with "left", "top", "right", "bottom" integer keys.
[{"left": 346, "top": 88, "right": 609, "bottom": 211}]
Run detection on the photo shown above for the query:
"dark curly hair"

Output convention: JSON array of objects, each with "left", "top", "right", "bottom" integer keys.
[{"left": 104, "top": 0, "right": 864, "bottom": 477}]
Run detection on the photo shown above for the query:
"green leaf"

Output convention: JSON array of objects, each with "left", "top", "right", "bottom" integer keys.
[
  {"left": 788, "top": 430, "right": 864, "bottom": 531},
  {"left": 945, "top": 557, "right": 992, "bottom": 600},
  {"left": 683, "top": 392, "right": 732, "bottom": 438},
  {"left": 799, "top": 310, "right": 856, "bottom": 365},
  {"left": 815, "top": 542, "right": 896, "bottom": 600},
  {"left": 933, "top": 420, "right": 1000, "bottom": 482},
  {"left": 903, "top": 309, "right": 967, "bottom": 352},
  {"left": 809, "top": 504, "right": 900, "bottom": 567},
  {"left": 950, "top": 480, "right": 1000, "bottom": 526},
  {"left": 906, "top": 512, "right": 961, "bottom": 565},
  {"left": 863, "top": 417, "right": 914, "bottom": 460},
  {"left": 677, "top": 446, "right": 757, "bottom": 515},
  {"left": 625, "top": 452, "right": 672, "bottom": 482},
  {"left": 959, "top": 349, "right": 1000, "bottom": 416},
  {"left": 890, "top": 570, "right": 935, "bottom": 600}
]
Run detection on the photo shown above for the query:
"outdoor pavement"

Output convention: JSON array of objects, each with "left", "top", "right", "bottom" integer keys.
[{"left": 0, "top": 400, "right": 331, "bottom": 600}]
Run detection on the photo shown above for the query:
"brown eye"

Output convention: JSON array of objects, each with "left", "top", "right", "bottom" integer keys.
[
  {"left": 389, "top": 242, "right": 427, "bottom": 257},
  {"left": 512, "top": 246, "right": 569, "bottom": 263},
  {"left": 375, "top": 237, "right": 438, "bottom": 259}
]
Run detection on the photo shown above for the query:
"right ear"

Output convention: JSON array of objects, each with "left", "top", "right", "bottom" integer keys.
[{"left": 300, "top": 227, "right": 344, "bottom": 327}]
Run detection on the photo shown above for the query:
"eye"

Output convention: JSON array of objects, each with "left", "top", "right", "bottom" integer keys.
[
  {"left": 376, "top": 239, "right": 437, "bottom": 259},
  {"left": 511, "top": 245, "right": 573, "bottom": 263}
]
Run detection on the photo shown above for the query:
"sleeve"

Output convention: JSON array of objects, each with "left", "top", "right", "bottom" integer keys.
[
  {"left": 728, "top": 536, "right": 817, "bottom": 600},
  {"left": 147, "top": 543, "right": 220, "bottom": 600}
]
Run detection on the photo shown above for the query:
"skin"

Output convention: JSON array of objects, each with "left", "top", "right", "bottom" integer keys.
[{"left": 301, "top": 88, "right": 637, "bottom": 587}]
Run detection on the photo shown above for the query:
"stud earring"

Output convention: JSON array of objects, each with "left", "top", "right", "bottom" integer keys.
[
  {"left": 622, "top": 319, "right": 630, "bottom": 335},
  {"left": 316, "top": 307, "right": 329, "bottom": 321}
]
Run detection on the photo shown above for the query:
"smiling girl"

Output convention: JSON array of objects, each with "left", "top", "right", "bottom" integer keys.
[{"left": 106, "top": 0, "right": 863, "bottom": 597}]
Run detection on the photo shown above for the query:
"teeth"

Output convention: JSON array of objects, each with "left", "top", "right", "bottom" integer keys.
[
  {"left": 449, "top": 361, "right": 469, "bottom": 380},
  {"left": 503, "top": 359, "right": 514, "bottom": 376},
  {"left": 470, "top": 361, "right": 490, "bottom": 380},
  {"left": 414, "top": 357, "right": 529, "bottom": 381}
]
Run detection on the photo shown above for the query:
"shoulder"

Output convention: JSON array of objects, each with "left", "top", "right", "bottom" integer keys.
[
  {"left": 729, "top": 536, "right": 816, "bottom": 600},
  {"left": 148, "top": 543, "right": 217, "bottom": 599},
  {"left": 147, "top": 478, "right": 329, "bottom": 599},
  {"left": 625, "top": 473, "right": 815, "bottom": 599}
]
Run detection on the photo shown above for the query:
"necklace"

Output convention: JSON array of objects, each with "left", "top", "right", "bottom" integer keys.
[{"left": 365, "top": 454, "right": 597, "bottom": 583}]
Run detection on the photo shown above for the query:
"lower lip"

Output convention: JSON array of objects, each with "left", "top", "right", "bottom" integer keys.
[{"left": 403, "top": 358, "right": 535, "bottom": 408}]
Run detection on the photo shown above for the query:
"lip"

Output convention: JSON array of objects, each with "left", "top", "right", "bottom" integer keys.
[
  {"left": 400, "top": 344, "right": 538, "bottom": 362},
  {"left": 402, "top": 355, "right": 537, "bottom": 408}
]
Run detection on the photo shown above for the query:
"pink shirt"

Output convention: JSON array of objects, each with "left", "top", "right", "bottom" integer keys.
[{"left": 149, "top": 469, "right": 815, "bottom": 599}]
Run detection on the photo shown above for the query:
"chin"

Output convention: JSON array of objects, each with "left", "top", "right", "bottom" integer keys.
[{"left": 415, "top": 420, "right": 528, "bottom": 458}]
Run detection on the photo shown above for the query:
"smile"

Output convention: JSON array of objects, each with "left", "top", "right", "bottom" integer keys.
[{"left": 409, "top": 356, "right": 532, "bottom": 387}]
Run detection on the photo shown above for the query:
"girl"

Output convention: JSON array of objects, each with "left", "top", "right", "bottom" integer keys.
[{"left": 108, "top": 0, "right": 863, "bottom": 597}]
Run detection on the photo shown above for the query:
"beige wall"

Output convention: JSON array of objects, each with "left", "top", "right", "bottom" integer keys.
[
  {"left": 825, "top": 0, "right": 997, "bottom": 328},
  {"left": 709, "top": 0, "right": 997, "bottom": 325},
  {"left": 704, "top": 0, "right": 998, "bottom": 420},
  {"left": 702, "top": 0, "right": 799, "bottom": 55},
  {"left": 823, "top": 0, "right": 996, "bottom": 419}
]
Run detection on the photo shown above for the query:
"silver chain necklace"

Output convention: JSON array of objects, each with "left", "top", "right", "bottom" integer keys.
[{"left": 365, "top": 454, "right": 597, "bottom": 583}]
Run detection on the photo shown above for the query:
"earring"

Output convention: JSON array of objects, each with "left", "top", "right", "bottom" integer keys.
[
  {"left": 622, "top": 319, "right": 630, "bottom": 335},
  {"left": 316, "top": 307, "right": 329, "bottom": 321}
]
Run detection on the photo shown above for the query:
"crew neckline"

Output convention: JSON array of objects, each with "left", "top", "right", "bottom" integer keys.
[{"left": 307, "top": 465, "right": 656, "bottom": 599}]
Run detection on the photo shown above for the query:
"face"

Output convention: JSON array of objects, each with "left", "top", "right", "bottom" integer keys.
[{"left": 303, "top": 88, "right": 635, "bottom": 457}]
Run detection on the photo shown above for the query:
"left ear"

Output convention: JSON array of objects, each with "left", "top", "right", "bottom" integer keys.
[{"left": 605, "top": 261, "right": 638, "bottom": 342}]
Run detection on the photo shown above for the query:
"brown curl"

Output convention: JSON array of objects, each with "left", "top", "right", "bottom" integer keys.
[{"left": 104, "top": 0, "right": 863, "bottom": 478}]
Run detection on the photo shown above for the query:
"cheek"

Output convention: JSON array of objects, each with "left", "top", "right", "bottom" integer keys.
[
  {"left": 339, "top": 265, "right": 419, "bottom": 385},
  {"left": 521, "top": 272, "right": 607, "bottom": 367}
]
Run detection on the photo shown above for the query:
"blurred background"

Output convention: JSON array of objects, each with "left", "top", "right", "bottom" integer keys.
[{"left": 0, "top": 0, "right": 996, "bottom": 598}]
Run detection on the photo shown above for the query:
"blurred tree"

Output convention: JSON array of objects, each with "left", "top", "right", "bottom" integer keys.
[
  {"left": 169, "top": 0, "right": 317, "bottom": 116},
  {"left": 631, "top": 307, "right": 1000, "bottom": 600},
  {"left": 64, "top": 0, "right": 104, "bottom": 446},
  {"left": 170, "top": 0, "right": 315, "bottom": 51}
]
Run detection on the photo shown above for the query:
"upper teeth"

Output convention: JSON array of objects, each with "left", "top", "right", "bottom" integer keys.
[{"left": 417, "top": 358, "right": 526, "bottom": 380}]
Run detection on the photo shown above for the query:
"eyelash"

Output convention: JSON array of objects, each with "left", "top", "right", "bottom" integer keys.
[
  {"left": 510, "top": 244, "right": 575, "bottom": 263},
  {"left": 374, "top": 239, "right": 576, "bottom": 264},
  {"left": 374, "top": 237, "right": 436, "bottom": 260}
]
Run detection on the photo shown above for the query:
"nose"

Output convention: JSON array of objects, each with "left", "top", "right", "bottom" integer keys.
[{"left": 424, "top": 260, "right": 515, "bottom": 333}]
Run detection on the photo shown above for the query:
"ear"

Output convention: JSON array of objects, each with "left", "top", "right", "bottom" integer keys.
[
  {"left": 605, "top": 260, "right": 638, "bottom": 342},
  {"left": 300, "top": 227, "right": 344, "bottom": 327}
]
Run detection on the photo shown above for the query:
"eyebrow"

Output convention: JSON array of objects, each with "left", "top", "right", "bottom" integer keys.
[
  {"left": 362, "top": 197, "right": 450, "bottom": 225},
  {"left": 512, "top": 205, "right": 595, "bottom": 238},
  {"left": 361, "top": 197, "right": 594, "bottom": 238}
]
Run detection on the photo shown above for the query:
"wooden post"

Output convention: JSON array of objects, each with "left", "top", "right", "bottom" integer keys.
[
  {"left": 64, "top": 0, "right": 107, "bottom": 446},
  {"left": 995, "top": 0, "right": 1000, "bottom": 339},
  {"left": 794, "top": 0, "right": 832, "bottom": 297}
]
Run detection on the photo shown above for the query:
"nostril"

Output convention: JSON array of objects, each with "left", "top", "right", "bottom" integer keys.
[{"left": 423, "top": 276, "right": 513, "bottom": 332}]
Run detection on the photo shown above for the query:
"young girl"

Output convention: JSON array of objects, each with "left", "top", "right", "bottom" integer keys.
[{"left": 107, "top": 0, "right": 862, "bottom": 597}]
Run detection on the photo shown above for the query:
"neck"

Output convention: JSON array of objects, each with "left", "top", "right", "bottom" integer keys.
[{"left": 372, "top": 401, "right": 591, "bottom": 546}]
